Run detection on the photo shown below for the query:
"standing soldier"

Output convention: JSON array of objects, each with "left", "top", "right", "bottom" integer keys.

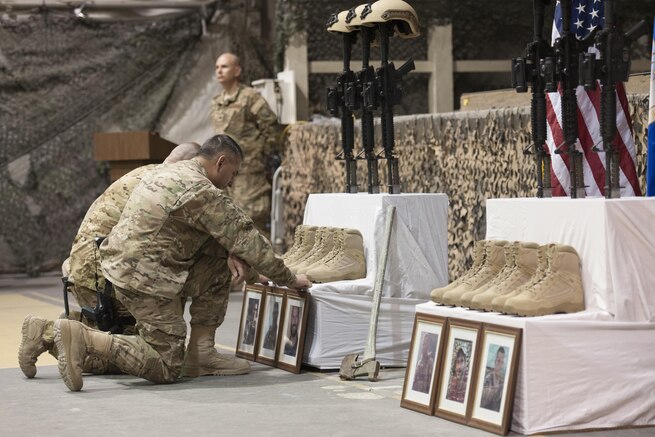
[{"left": 210, "top": 52, "right": 279, "bottom": 236}]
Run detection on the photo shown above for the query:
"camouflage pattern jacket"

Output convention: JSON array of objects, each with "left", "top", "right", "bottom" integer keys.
[
  {"left": 210, "top": 83, "right": 278, "bottom": 176},
  {"left": 68, "top": 164, "right": 158, "bottom": 291},
  {"left": 100, "top": 159, "right": 294, "bottom": 298}
]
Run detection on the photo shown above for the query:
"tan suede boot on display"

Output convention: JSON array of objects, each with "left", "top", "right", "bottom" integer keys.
[
  {"left": 18, "top": 315, "right": 54, "bottom": 378},
  {"left": 292, "top": 228, "right": 337, "bottom": 275},
  {"left": 471, "top": 241, "right": 540, "bottom": 311},
  {"left": 440, "top": 240, "right": 508, "bottom": 306},
  {"left": 490, "top": 243, "right": 555, "bottom": 313},
  {"left": 283, "top": 225, "right": 318, "bottom": 264},
  {"left": 459, "top": 242, "right": 519, "bottom": 308},
  {"left": 305, "top": 228, "right": 366, "bottom": 283},
  {"left": 287, "top": 227, "right": 325, "bottom": 273},
  {"left": 182, "top": 325, "right": 250, "bottom": 377},
  {"left": 430, "top": 240, "right": 487, "bottom": 304},
  {"left": 53, "top": 319, "right": 112, "bottom": 391},
  {"left": 504, "top": 244, "right": 584, "bottom": 317}
]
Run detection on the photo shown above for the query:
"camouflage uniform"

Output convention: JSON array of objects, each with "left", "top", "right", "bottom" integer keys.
[
  {"left": 100, "top": 159, "right": 295, "bottom": 383},
  {"left": 210, "top": 83, "right": 279, "bottom": 235},
  {"left": 68, "top": 164, "right": 157, "bottom": 328}
]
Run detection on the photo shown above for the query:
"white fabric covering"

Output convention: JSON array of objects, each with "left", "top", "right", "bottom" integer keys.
[
  {"left": 301, "top": 193, "right": 449, "bottom": 368},
  {"left": 486, "top": 197, "right": 655, "bottom": 322},
  {"left": 418, "top": 197, "right": 655, "bottom": 433},
  {"left": 417, "top": 303, "right": 655, "bottom": 435},
  {"left": 303, "top": 193, "right": 449, "bottom": 299}
]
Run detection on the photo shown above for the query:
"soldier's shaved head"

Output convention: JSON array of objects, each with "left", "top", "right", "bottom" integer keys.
[
  {"left": 199, "top": 134, "right": 244, "bottom": 162},
  {"left": 218, "top": 52, "right": 241, "bottom": 69},
  {"left": 164, "top": 142, "right": 201, "bottom": 164}
]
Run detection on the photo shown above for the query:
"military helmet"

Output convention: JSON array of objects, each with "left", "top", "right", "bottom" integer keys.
[
  {"left": 359, "top": 0, "right": 420, "bottom": 39},
  {"left": 344, "top": 4, "right": 369, "bottom": 30},
  {"left": 326, "top": 10, "right": 356, "bottom": 33}
]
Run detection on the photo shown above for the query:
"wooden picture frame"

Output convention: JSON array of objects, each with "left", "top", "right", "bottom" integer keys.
[
  {"left": 434, "top": 318, "right": 482, "bottom": 425},
  {"left": 275, "top": 289, "right": 309, "bottom": 373},
  {"left": 235, "top": 284, "right": 265, "bottom": 360},
  {"left": 255, "top": 287, "right": 286, "bottom": 366},
  {"left": 468, "top": 323, "right": 522, "bottom": 436},
  {"left": 400, "top": 313, "right": 447, "bottom": 415}
]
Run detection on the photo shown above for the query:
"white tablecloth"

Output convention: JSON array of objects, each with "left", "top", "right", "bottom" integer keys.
[{"left": 486, "top": 197, "right": 655, "bottom": 322}]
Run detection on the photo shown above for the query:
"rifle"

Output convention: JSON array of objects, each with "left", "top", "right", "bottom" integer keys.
[
  {"left": 327, "top": 12, "right": 359, "bottom": 194},
  {"left": 550, "top": 0, "right": 587, "bottom": 198},
  {"left": 376, "top": 21, "right": 415, "bottom": 194},
  {"left": 579, "top": 0, "right": 650, "bottom": 198},
  {"left": 512, "top": 0, "right": 553, "bottom": 198},
  {"left": 356, "top": 21, "right": 381, "bottom": 194}
]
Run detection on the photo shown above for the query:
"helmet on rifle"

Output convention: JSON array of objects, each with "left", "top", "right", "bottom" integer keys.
[
  {"left": 359, "top": 0, "right": 420, "bottom": 39},
  {"left": 326, "top": 10, "right": 356, "bottom": 33},
  {"left": 345, "top": 4, "right": 380, "bottom": 45}
]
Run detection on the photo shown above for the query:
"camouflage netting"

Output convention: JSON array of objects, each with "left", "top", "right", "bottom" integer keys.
[
  {"left": 0, "top": 11, "right": 204, "bottom": 273},
  {"left": 280, "top": 94, "right": 650, "bottom": 282}
]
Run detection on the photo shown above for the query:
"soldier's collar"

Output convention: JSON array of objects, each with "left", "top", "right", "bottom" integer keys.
[{"left": 221, "top": 83, "right": 244, "bottom": 104}]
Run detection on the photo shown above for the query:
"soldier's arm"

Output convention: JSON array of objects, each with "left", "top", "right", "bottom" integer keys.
[
  {"left": 250, "top": 95, "right": 280, "bottom": 155},
  {"left": 198, "top": 192, "right": 295, "bottom": 287}
]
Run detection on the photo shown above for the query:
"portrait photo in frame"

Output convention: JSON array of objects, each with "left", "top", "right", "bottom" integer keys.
[
  {"left": 400, "top": 313, "right": 446, "bottom": 415},
  {"left": 236, "top": 284, "right": 265, "bottom": 360},
  {"left": 468, "top": 324, "right": 522, "bottom": 436},
  {"left": 276, "top": 290, "right": 309, "bottom": 373},
  {"left": 434, "top": 318, "right": 482, "bottom": 425},
  {"left": 256, "top": 287, "right": 286, "bottom": 366}
]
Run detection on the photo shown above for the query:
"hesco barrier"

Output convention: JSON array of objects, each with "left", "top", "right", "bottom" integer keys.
[{"left": 280, "top": 94, "right": 649, "bottom": 281}]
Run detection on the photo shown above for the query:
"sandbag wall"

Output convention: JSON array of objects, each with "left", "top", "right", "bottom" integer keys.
[{"left": 280, "top": 94, "right": 650, "bottom": 281}]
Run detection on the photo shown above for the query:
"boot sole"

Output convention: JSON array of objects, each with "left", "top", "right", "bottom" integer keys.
[
  {"left": 181, "top": 366, "right": 250, "bottom": 378},
  {"left": 512, "top": 301, "right": 584, "bottom": 317},
  {"left": 53, "top": 320, "right": 83, "bottom": 391},
  {"left": 18, "top": 315, "right": 37, "bottom": 379}
]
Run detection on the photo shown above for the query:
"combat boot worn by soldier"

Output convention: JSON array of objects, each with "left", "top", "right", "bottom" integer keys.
[
  {"left": 19, "top": 315, "right": 55, "bottom": 378},
  {"left": 459, "top": 242, "right": 520, "bottom": 308},
  {"left": 441, "top": 240, "right": 508, "bottom": 307},
  {"left": 431, "top": 240, "right": 487, "bottom": 304},
  {"left": 305, "top": 228, "right": 366, "bottom": 283},
  {"left": 470, "top": 241, "right": 540, "bottom": 311},
  {"left": 504, "top": 244, "right": 584, "bottom": 317},
  {"left": 490, "top": 243, "right": 556, "bottom": 313},
  {"left": 181, "top": 324, "right": 250, "bottom": 377}
]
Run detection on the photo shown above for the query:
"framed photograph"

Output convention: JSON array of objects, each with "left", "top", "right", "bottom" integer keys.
[
  {"left": 256, "top": 287, "right": 286, "bottom": 366},
  {"left": 276, "top": 290, "right": 309, "bottom": 373},
  {"left": 400, "top": 313, "right": 446, "bottom": 415},
  {"left": 468, "top": 324, "right": 522, "bottom": 436},
  {"left": 236, "top": 284, "right": 265, "bottom": 360},
  {"left": 434, "top": 318, "right": 482, "bottom": 425}
]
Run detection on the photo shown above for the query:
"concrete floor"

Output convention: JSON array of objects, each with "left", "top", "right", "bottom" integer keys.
[{"left": 1, "top": 272, "right": 654, "bottom": 437}]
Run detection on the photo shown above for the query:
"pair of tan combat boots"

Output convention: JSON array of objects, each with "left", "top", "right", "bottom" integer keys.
[
  {"left": 430, "top": 240, "right": 585, "bottom": 317},
  {"left": 283, "top": 225, "right": 366, "bottom": 283}
]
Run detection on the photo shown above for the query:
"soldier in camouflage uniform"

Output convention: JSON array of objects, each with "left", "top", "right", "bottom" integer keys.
[
  {"left": 51, "top": 134, "right": 310, "bottom": 391},
  {"left": 18, "top": 143, "right": 200, "bottom": 379},
  {"left": 211, "top": 52, "right": 279, "bottom": 235}
]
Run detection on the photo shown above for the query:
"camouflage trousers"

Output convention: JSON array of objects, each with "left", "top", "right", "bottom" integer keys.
[
  {"left": 226, "top": 172, "right": 270, "bottom": 236},
  {"left": 109, "top": 251, "right": 232, "bottom": 383}
]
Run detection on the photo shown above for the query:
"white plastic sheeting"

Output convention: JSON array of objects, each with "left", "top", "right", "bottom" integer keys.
[
  {"left": 486, "top": 197, "right": 655, "bottom": 322},
  {"left": 418, "top": 303, "right": 655, "bottom": 434},
  {"left": 303, "top": 193, "right": 449, "bottom": 299},
  {"left": 303, "top": 290, "right": 425, "bottom": 369}
]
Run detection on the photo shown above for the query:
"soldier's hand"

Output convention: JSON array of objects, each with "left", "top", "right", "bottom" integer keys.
[
  {"left": 290, "top": 274, "right": 312, "bottom": 290},
  {"left": 227, "top": 255, "right": 250, "bottom": 282},
  {"left": 257, "top": 274, "right": 270, "bottom": 285}
]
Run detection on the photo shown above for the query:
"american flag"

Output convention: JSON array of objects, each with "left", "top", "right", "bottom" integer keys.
[{"left": 547, "top": 0, "right": 642, "bottom": 196}]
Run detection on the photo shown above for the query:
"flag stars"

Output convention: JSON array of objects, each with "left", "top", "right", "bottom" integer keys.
[
  {"left": 587, "top": 23, "right": 598, "bottom": 32},
  {"left": 576, "top": 3, "right": 586, "bottom": 14},
  {"left": 575, "top": 18, "right": 584, "bottom": 29},
  {"left": 590, "top": 9, "right": 599, "bottom": 19}
]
